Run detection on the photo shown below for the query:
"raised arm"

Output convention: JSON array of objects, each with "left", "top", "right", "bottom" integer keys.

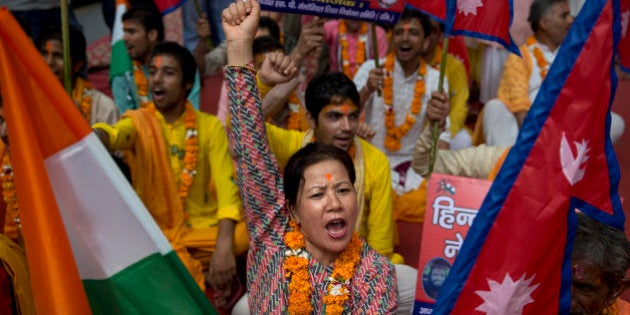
[{"left": 223, "top": 0, "right": 297, "bottom": 240}]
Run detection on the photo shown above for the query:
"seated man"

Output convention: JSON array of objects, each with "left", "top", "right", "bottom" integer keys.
[
  {"left": 482, "top": 0, "right": 624, "bottom": 145},
  {"left": 112, "top": 7, "right": 201, "bottom": 113},
  {"left": 94, "top": 43, "right": 246, "bottom": 306},
  {"left": 39, "top": 26, "right": 119, "bottom": 125}
]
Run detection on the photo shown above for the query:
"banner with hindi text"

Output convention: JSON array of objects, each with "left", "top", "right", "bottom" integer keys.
[
  {"left": 413, "top": 174, "right": 491, "bottom": 315},
  {"left": 259, "top": 0, "right": 404, "bottom": 24}
]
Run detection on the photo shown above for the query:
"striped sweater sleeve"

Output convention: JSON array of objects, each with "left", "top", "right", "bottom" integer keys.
[{"left": 225, "top": 65, "right": 287, "bottom": 247}]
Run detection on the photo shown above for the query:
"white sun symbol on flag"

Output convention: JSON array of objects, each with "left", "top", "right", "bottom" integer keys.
[
  {"left": 457, "top": 0, "right": 484, "bottom": 16},
  {"left": 475, "top": 273, "right": 540, "bottom": 314}
]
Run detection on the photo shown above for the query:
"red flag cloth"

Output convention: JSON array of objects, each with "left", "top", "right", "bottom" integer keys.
[
  {"left": 433, "top": 0, "right": 624, "bottom": 313},
  {"left": 619, "top": 0, "right": 630, "bottom": 72},
  {"left": 406, "top": 0, "right": 519, "bottom": 55},
  {"left": 406, "top": 0, "right": 446, "bottom": 20},
  {"left": 153, "top": 0, "right": 185, "bottom": 14},
  {"left": 446, "top": 35, "right": 470, "bottom": 75},
  {"left": 0, "top": 8, "right": 92, "bottom": 314}
]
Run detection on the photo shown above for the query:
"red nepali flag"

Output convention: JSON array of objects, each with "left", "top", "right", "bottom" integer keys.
[
  {"left": 619, "top": 0, "right": 630, "bottom": 72},
  {"left": 153, "top": 0, "right": 185, "bottom": 14},
  {"left": 433, "top": 0, "right": 624, "bottom": 313},
  {"left": 406, "top": 0, "right": 519, "bottom": 55}
]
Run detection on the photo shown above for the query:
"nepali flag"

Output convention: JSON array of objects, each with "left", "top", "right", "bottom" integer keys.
[
  {"left": 620, "top": 0, "right": 630, "bottom": 72},
  {"left": 153, "top": 0, "right": 185, "bottom": 14},
  {"left": 407, "top": 0, "right": 519, "bottom": 55},
  {"left": 433, "top": 0, "right": 624, "bottom": 313}
]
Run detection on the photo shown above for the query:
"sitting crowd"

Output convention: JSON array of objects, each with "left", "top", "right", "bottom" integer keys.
[{"left": 0, "top": 0, "right": 628, "bottom": 314}]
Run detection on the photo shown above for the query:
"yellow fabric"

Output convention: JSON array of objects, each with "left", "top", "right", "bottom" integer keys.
[
  {"left": 497, "top": 43, "right": 533, "bottom": 113},
  {"left": 433, "top": 47, "right": 470, "bottom": 137},
  {"left": 0, "top": 234, "right": 35, "bottom": 315},
  {"left": 184, "top": 221, "right": 249, "bottom": 266},
  {"left": 256, "top": 73, "right": 274, "bottom": 100},
  {"left": 266, "top": 124, "right": 398, "bottom": 261},
  {"left": 93, "top": 107, "right": 243, "bottom": 290},
  {"left": 393, "top": 179, "right": 428, "bottom": 224}
]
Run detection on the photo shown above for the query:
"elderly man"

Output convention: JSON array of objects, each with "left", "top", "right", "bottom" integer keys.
[{"left": 482, "top": 0, "right": 624, "bottom": 145}]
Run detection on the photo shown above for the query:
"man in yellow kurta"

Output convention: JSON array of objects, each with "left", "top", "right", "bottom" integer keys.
[
  {"left": 94, "top": 43, "right": 245, "bottom": 302},
  {"left": 260, "top": 72, "right": 402, "bottom": 265}
]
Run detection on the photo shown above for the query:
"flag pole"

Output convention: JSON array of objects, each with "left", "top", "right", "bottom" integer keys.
[
  {"left": 427, "top": 36, "right": 449, "bottom": 177},
  {"left": 60, "top": 0, "right": 72, "bottom": 95},
  {"left": 193, "top": 0, "right": 214, "bottom": 50},
  {"left": 371, "top": 22, "right": 381, "bottom": 96}
]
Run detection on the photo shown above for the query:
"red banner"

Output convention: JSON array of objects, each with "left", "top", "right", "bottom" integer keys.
[{"left": 413, "top": 174, "right": 491, "bottom": 314}]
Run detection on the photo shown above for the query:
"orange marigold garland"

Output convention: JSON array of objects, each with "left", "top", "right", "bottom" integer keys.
[
  {"left": 339, "top": 21, "right": 368, "bottom": 78},
  {"left": 133, "top": 61, "right": 151, "bottom": 108},
  {"left": 72, "top": 77, "right": 93, "bottom": 123},
  {"left": 284, "top": 221, "right": 362, "bottom": 314},
  {"left": 382, "top": 53, "right": 427, "bottom": 151},
  {"left": 1, "top": 155, "right": 20, "bottom": 232},
  {"left": 287, "top": 92, "right": 309, "bottom": 131},
  {"left": 147, "top": 102, "right": 198, "bottom": 206},
  {"left": 527, "top": 36, "right": 549, "bottom": 80}
]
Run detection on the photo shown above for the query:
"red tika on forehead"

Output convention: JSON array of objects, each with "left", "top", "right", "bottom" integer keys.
[
  {"left": 154, "top": 55, "right": 162, "bottom": 68},
  {"left": 325, "top": 173, "right": 332, "bottom": 182}
]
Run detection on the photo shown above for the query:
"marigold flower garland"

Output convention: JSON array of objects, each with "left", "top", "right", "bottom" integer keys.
[
  {"left": 284, "top": 220, "right": 362, "bottom": 314},
  {"left": 1, "top": 155, "right": 20, "bottom": 232},
  {"left": 287, "top": 92, "right": 309, "bottom": 131},
  {"left": 527, "top": 36, "right": 549, "bottom": 80},
  {"left": 382, "top": 53, "right": 427, "bottom": 151},
  {"left": 147, "top": 102, "right": 198, "bottom": 205},
  {"left": 604, "top": 302, "right": 619, "bottom": 315},
  {"left": 133, "top": 61, "right": 151, "bottom": 108},
  {"left": 339, "top": 21, "right": 368, "bottom": 78},
  {"left": 72, "top": 77, "right": 93, "bottom": 123}
]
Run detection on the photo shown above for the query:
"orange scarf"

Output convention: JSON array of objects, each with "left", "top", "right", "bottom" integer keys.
[{"left": 122, "top": 107, "right": 205, "bottom": 289}]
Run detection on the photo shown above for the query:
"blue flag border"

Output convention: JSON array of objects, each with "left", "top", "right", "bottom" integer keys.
[{"left": 432, "top": 0, "right": 623, "bottom": 313}]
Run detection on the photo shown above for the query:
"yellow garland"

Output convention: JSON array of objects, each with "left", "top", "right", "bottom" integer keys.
[
  {"left": 1, "top": 154, "right": 20, "bottom": 236},
  {"left": 527, "top": 36, "right": 549, "bottom": 80},
  {"left": 382, "top": 53, "right": 427, "bottom": 151},
  {"left": 133, "top": 60, "right": 151, "bottom": 108},
  {"left": 147, "top": 102, "right": 198, "bottom": 205},
  {"left": 284, "top": 221, "right": 362, "bottom": 314},
  {"left": 72, "top": 77, "right": 93, "bottom": 123},
  {"left": 339, "top": 21, "right": 368, "bottom": 78}
]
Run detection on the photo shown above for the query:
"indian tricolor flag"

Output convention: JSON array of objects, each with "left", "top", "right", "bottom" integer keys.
[
  {"left": 110, "top": 0, "right": 132, "bottom": 84},
  {"left": 0, "top": 8, "right": 216, "bottom": 315}
]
